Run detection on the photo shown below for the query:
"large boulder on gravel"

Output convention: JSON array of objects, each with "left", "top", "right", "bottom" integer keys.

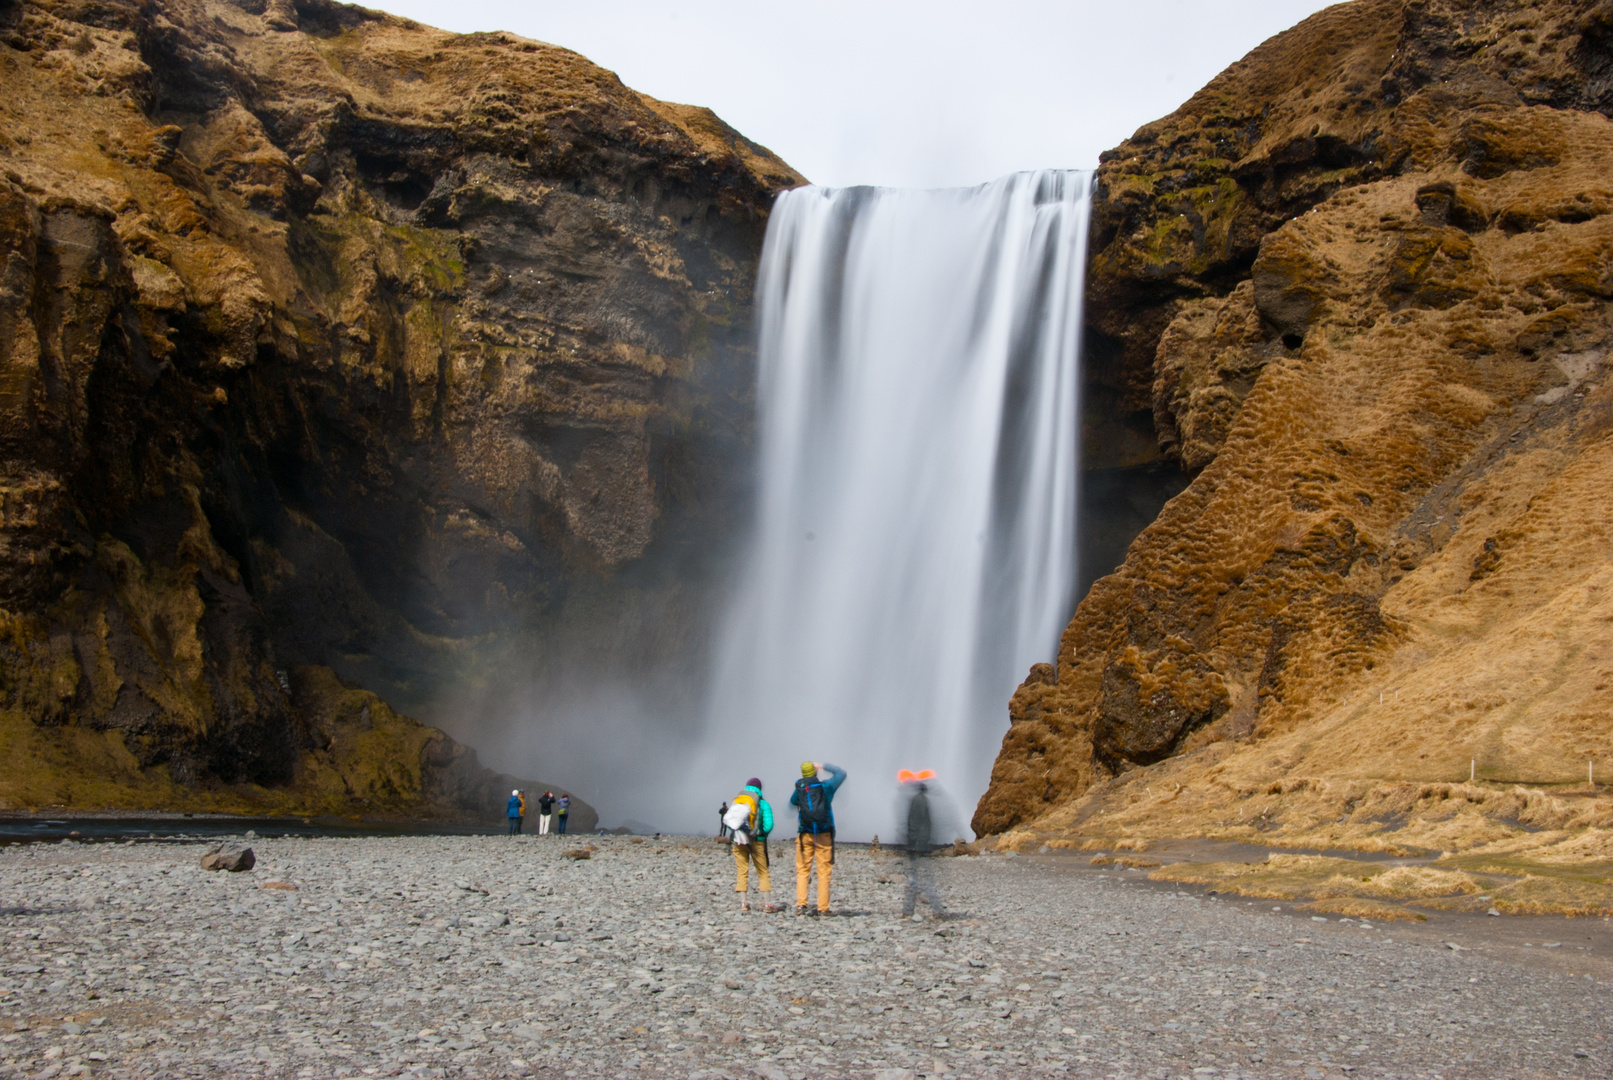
[{"left": 199, "top": 846, "right": 256, "bottom": 873}]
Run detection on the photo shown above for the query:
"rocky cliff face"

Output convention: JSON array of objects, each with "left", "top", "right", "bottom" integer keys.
[
  {"left": 0, "top": 0, "right": 800, "bottom": 818},
  {"left": 980, "top": 0, "right": 1613, "bottom": 854}
]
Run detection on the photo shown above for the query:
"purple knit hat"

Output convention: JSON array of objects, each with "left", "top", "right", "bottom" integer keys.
[{"left": 746, "top": 777, "right": 762, "bottom": 789}]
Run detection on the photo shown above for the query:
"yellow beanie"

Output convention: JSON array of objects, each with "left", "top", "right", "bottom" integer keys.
[{"left": 800, "top": 761, "right": 817, "bottom": 777}]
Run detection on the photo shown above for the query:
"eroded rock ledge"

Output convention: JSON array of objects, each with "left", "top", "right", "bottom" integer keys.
[{"left": 0, "top": 0, "right": 800, "bottom": 816}]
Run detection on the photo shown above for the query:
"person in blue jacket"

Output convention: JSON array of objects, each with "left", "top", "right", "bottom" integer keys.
[
  {"left": 790, "top": 761, "right": 846, "bottom": 915},
  {"left": 506, "top": 789, "right": 523, "bottom": 835}
]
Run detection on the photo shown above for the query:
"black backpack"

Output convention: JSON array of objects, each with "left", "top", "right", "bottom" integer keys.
[{"left": 795, "top": 777, "right": 831, "bottom": 833}]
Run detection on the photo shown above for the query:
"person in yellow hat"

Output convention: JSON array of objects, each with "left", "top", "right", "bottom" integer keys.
[{"left": 790, "top": 760, "right": 846, "bottom": 916}]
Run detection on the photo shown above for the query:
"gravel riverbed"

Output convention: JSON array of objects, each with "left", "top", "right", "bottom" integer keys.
[{"left": 0, "top": 834, "right": 1607, "bottom": 1080}]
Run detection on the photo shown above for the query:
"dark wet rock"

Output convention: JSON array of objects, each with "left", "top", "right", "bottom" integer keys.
[{"left": 199, "top": 845, "right": 255, "bottom": 872}]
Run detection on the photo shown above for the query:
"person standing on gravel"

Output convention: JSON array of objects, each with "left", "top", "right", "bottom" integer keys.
[
  {"left": 723, "top": 779, "right": 781, "bottom": 912},
  {"left": 898, "top": 775, "right": 948, "bottom": 919},
  {"left": 556, "top": 793, "right": 571, "bottom": 834},
  {"left": 537, "top": 791, "right": 555, "bottom": 835},
  {"left": 790, "top": 761, "right": 845, "bottom": 916},
  {"left": 506, "top": 789, "right": 523, "bottom": 835}
]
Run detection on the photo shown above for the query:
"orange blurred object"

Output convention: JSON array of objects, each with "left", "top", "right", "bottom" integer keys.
[{"left": 896, "top": 769, "right": 936, "bottom": 783}]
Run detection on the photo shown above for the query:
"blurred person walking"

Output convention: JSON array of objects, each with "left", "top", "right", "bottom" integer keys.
[
  {"left": 537, "top": 791, "right": 555, "bottom": 835},
  {"left": 717, "top": 801, "right": 732, "bottom": 840},
  {"left": 722, "top": 779, "right": 781, "bottom": 912},
  {"left": 898, "top": 770, "right": 948, "bottom": 919},
  {"left": 556, "top": 793, "right": 571, "bottom": 834},
  {"left": 790, "top": 761, "right": 845, "bottom": 916},
  {"left": 506, "top": 789, "right": 523, "bottom": 835}
]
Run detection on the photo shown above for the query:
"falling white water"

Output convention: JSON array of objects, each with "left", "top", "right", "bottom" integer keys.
[{"left": 699, "top": 170, "right": 1092, "bottom": 840}]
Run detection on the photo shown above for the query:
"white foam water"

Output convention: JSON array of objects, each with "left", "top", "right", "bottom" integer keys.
[{"left": 699, "top": 170, "right": 1093, "bottom": 839}]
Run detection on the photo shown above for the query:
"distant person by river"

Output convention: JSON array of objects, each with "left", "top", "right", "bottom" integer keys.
[
  {"left": 537, "top": 791, "right": 554, "bottom": 835},
  {"left": 506, "top": 789, "right": 523, "bottom": 835}
]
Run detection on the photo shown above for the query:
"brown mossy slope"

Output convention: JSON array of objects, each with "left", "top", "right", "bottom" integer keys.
[
  {"left": 0, "top": 0, "right": 800, "bottom": 816},
  {"left": 980, "top": 0, "right": 1613, "bottom": 875}
]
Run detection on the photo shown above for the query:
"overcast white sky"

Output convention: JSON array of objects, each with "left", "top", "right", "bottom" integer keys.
[{"left": 366, "top": 1, "right": 1342, "bottom": 188}]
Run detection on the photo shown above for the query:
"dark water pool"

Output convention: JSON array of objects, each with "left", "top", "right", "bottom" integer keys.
[{"left": 0, "top": 815, "right": 498, "bottom": 846}]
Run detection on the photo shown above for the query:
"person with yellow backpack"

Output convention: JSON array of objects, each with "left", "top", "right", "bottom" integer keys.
[{"left": 721, "top": 778, "right": 781, "bottom": 912}]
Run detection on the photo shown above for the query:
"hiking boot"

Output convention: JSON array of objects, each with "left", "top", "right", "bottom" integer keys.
[
  {"left": 761, "top": 902, "right": 785, "bottom": 913},
  {"left": 740, "top": 900, "right": 751, "bottom": 913},
  {"left": 794, "top": 905, "right": 809, "bottom": 917},
  {"left": 815, "top": 908, "right": 830, "bottom": 917}
]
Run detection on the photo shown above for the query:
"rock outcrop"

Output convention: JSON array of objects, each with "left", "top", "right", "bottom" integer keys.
[
  {"left": 0, "top": 0, "right": 800, "bottom": 817},
  {"left": 980, "top": 0, "right": 1613, "bottom": 857}
]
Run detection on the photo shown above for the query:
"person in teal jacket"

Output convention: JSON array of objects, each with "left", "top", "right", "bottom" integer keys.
[{"left": 722, "top": 778, "right": 780, "bottom": 912}]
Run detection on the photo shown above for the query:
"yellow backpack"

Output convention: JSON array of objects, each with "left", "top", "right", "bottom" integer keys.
[{"left": 732, "top": 791, "right": 758, "bottom": 832}]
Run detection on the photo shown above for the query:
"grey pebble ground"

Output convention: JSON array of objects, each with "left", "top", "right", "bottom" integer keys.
[{"left": 1, "top": 834, "right": 1608, "bottom": 1080}]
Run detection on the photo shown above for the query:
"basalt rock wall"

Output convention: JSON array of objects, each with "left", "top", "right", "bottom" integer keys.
[
  {"left": 0, "top": 0, "right": 800, "bottom": 817},
  {"left": 981, "top": 0, "right": 1613, "bottom": 849}
]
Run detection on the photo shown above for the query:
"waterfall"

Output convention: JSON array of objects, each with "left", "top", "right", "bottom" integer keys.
[{"left": 703, "top": 170, "right": 1092, "bottom": 839}]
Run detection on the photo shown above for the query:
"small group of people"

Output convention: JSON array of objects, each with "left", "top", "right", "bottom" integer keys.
[
  {"left": 720, "top": 761, "right": 844, "bottom": 915},
  {"left": 506, "top": 789, "right": 569, "bottom": 835},
  {"left": 718, "top": 761, "right": 948, "bottom": 920}
]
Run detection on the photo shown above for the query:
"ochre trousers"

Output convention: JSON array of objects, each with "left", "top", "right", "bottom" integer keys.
[
  {"left": 733, "top": 839, "right": 771, "bottom": 893},
  {"left": 795, "top": 832, "right": 833, "bottom": 911}
]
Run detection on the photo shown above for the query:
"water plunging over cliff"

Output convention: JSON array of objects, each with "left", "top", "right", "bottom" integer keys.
[{"left": 704, "top": 170, "right": 1093, "bottom": 837}]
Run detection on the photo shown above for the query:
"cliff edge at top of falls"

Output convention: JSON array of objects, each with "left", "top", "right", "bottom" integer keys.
[
  {"left": 0, "top": 0, "right": 801, "bottom": 819},
  {"left": 979, "top": 0, "right": 1613, "bottom": 879}
]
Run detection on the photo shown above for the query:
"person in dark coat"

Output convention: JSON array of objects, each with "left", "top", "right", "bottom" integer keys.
[
  {"left": 506, "top": 789, "right": 523, "bottom": 835},
  {"left": 899, "top": 775, "right": 947, "bottom": 918}
]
